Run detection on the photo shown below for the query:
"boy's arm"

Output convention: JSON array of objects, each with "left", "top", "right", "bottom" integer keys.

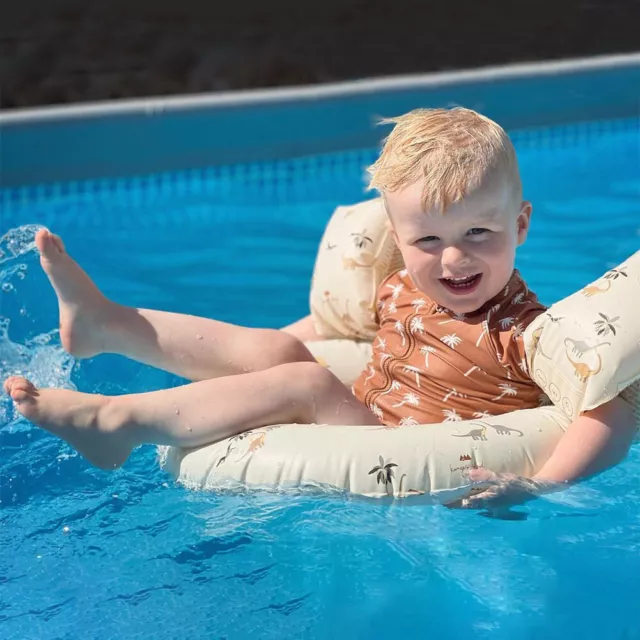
[
  {"left": 461, "top": 396, "right": 636, "bottom": 509},
  {"left": 533, "top": 396, "right": 635, "bottom": 483}
]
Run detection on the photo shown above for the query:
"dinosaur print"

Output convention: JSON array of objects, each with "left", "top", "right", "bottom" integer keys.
[
  {"left": 581, "top": 280, "right": 611, "bottom": 297},
  {"left": 490, "top": 425, "right": 524, "bottom": 437},
  {"left": 564, "top": 337, "right": 611, "bottom": 382},
  {"left": 215, "top": 430, "right": 270, "bottom": 467},
  {"left": 476, "top": 421, "right": 524, "bottom": 437},
  {"left": 529, "top": 326, "right": 554, "bottom": 361},
  {"left": 397, "top": 473, "right": 426, "bottom": 496},
  {"left": 451, "top": 426, "right": 487, "bottom": 441}
]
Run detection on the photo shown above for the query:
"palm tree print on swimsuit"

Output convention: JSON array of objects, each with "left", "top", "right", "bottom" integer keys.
[
  {"left": 392, "top": 392, "right": 420, "bottom": 409},
  {"left": 442, "top": 408, "right": 463, "bottom": 422},
  {"left": 419, "top": 346, "right": 436, "bottom": 368},
  {"left": 475, "top": 304, "right": 502, "bottom": 347},
  {"left": 492, "top": 383, "right": 518, "bottom": 401},
  {"left": 441, "top": 333, "right": 462, "bottom": 349},
  {"left": 402, "top": 365, "right": 422, "bottom": 387}
]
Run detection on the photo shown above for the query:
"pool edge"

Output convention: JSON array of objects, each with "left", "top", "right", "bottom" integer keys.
[{"left": 1, "top": 53, "right": 639, "bottom": 187}]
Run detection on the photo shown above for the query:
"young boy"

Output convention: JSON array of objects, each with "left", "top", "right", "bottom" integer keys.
[{"left": 4, "top": 108, "right": 634, "bottom": 508}]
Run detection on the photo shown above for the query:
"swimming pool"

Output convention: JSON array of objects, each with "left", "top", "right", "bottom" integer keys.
[{"left": 1, "top": 73, "right": 640, "bottom": 638}]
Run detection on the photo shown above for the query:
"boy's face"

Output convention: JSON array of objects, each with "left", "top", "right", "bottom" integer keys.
[{"left": 385, "top": 177, "right": 531, "bottom": 314}]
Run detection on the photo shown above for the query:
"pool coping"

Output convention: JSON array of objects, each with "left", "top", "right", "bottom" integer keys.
[{"left": 1, "top": 52, "right": 639, "bottom": 187}]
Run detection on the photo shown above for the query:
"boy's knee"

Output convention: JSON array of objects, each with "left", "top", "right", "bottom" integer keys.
[
  {"left": 257, "top": 330, "right": 315, "bottom": 369},
  {"left": 271, "top": 360, "right": 337, "bottom": 394},
  {"left": 290, "top": 361, "right": 341, "bottom": 397}
]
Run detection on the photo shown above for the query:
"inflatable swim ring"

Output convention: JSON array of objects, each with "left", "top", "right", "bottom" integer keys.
[{"left": 160, "top": 199, "right": 640, "bottom": 501}]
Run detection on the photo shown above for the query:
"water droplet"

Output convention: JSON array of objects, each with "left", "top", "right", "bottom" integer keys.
[
  {"left": 2, "top": 283, "right": 13, "bottom": 292},
  {"left": 537, "top": 427, "right": 542, "bottom": 432},
  {"left": 187, "top": 427, "right": 192, "bottom": 432},
  {"left": 18, "top": 264, "right": 27, "bottom": 271},
  {"left": 175, "top": 409, "right": 180, "bottom": 415},
  {"left": 16, "top": 272, "right": 25, "bottom": 280},
  {"left": 112, "top": 494, "right": 119, "bottom": 499},
  {"left": 196, "top": 334, "right": 203, "bottom": 340},
  {"left": 19, "top": 307, "right": 27, "bottom": 316},
  {"left": 62, "top": 526, "right": 70, "bottom": 533}
]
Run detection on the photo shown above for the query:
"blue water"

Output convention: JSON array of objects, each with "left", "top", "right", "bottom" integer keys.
[{"left": 1, "top": 117, "right": 639, "bottom": 639}]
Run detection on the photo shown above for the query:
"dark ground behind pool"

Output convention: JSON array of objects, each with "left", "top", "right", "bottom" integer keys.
[{"left": 1, "top": 0, "right": 639, "bottom": 110}]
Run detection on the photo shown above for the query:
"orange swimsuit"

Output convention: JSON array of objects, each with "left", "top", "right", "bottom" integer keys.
[{"left": 352, "top": 269, "right": 547, "bottom": 426}]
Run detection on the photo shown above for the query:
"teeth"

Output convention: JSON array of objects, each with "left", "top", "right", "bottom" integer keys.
[{"left": 447, "top": 275, "right": 475, "bottom": 282}]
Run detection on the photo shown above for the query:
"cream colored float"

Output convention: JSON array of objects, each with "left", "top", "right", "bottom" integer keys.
[{"left": 159, "top": 199, "right": 640, "bottom": 501}]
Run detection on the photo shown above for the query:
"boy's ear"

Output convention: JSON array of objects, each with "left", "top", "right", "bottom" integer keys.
[{"left": 517, "top": 201, "right": 532, "bottom": 246}]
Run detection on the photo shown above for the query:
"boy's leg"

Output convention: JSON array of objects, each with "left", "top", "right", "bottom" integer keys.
[
  {"left": 36, "top": 230, "right": 314, "bottom": 381},
  {"left": 5, "top": 362, "right": 380, "bottom": 470}
]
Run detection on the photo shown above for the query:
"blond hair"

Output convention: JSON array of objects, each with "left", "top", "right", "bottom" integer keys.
[{"left": 368, "top": 107, "right": 521, "bottom": 212}]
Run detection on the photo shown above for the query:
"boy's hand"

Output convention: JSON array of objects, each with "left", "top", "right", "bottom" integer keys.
[
  {"left": 458, "top": 396, "right": 635, "bottom": 511},
  {"left": 458, "top": 468, "right": 562, "bottom": 510}
]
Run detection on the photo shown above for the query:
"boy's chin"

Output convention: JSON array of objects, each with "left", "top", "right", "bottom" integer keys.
[{"left": 432, "top": 291, "right": 489, "bottom": 315}]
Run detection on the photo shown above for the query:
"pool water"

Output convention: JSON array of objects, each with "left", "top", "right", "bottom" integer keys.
[{"left": 1, "top": 117, "right": 639, "bottom": 639}]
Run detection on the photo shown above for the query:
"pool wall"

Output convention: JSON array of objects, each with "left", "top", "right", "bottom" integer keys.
[{"left": 1, "top": 53, "right": 639, "bottom": 187}]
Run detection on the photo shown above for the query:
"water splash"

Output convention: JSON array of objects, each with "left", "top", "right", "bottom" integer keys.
[
  {"left": 0, "top": 225, "right": 76, "bottom": 427},
  {"left": 0, "top": 224, "right": 46, "bottom": 266}
]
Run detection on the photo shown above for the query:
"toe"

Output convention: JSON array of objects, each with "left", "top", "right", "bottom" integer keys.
[
  {"left": 3, "top": 376, "right": 25, "bottom": 393},
  {"left": 35, "top": 229, "right": 65, "bottom": 259},
  {"left": 35, "top": 229, "right": 50, "bottom": 253},
  {"left": 6, "top": 377, "right": 37, "bottom": 402},
  {"left": 3, "top": 376, "right": 17, "bottom": 394},
  {"left": 50, "top": 233, "right": 66, "bottom": 254}
]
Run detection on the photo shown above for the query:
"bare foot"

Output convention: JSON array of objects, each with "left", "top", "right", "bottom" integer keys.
[
  {"left": 36, "top": 229, "right": 115, "bottom": 358},
  {"left": 4, "top": 376, "right": 134, "bottom": 470}
]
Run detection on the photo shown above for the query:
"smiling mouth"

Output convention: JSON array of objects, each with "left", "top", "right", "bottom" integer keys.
[{"left": 440, "top": 273, "right": 482, "bottom": 293}]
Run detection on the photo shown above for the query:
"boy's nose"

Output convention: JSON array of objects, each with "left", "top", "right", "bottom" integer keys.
[{"left": 441, "top": 245, "right": 471, "bottom": 272}]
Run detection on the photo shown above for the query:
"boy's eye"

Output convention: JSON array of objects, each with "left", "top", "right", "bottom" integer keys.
[
  {"left": 418, "top": 236, "right": 439, "bottom": 243},
  {"left": 467, "top": 228, "right": 489, "bottom": 237}
]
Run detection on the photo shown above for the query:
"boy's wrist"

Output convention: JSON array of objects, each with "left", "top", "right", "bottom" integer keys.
[{"left": 529, "top": 475, "right": 568, "bottom": 493}]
